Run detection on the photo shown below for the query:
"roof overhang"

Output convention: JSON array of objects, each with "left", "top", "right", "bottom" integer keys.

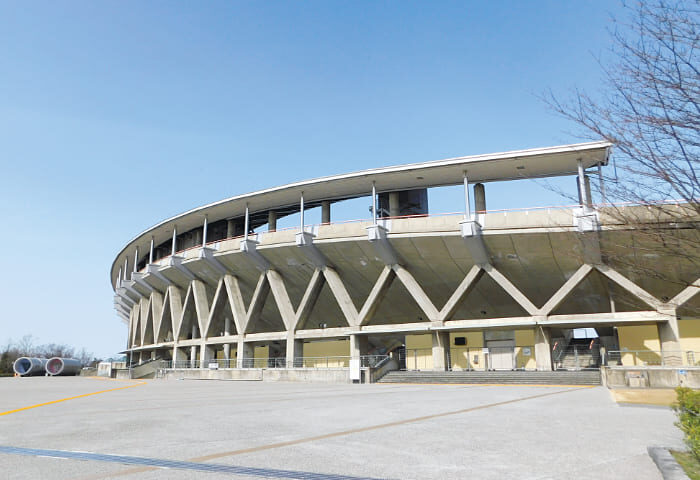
[{"left": 110, "top": 141, "right": 611, "bottom": 288}]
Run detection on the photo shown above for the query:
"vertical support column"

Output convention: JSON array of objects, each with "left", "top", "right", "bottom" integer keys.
[
  {"left": 223, "top": 317, "right": 231, "bottom": 361},
  {"left": 350, "top": 334, "right": 368, "bottom": 383},
  {"left": 577, "top": 159, "right": 590, "bottom": 209},
  {"left": 244, "top": 204, "right": 250, "bottom": 240},
  {"left": 200, "top": 342, "right": 214, "bottom": 367},
  {"left": 658, "top": 308, "right": 682, "bottom": 366},
  {"left": 463, "top": 171, "right": 471, "bottom": 218},
  {"left": 286, "top": 335, "right": 303, "bottom": 368},
  {"left": 474, "top": 183, "right": 486, "bottom": 213},
  {"left": 237, "top": 340, "right": 254, "bottom": 368},
  {"left": 321, "top": 201, "right": 331, "bottom": 224},
  {"left": 171, "top": 226, "right": 178, "bottom": 256},
  {"left": 534, "top": 325, "right": 552, "bottom": 371},
  {"left": 299, "top": 193, "right": 305, "bottom": 232},
  {"left": 190, "top": 344, "right": 198, "bottom": 366},
  {"left": 172, "top": 345, "right": 187, "bottom": 367},
  {"left": 371, "top": 182, "right": 377, "bottom": 224},
  {"left": 133, "top": 248, "right": 138, "bottom": 273},
  {"left": 268, "top": 211, "right": 277, "bottom": 231},
  {"left": 202, "top": 215, "right": 208, "bottom": 247},
  {"left": 149, "top": 237, "right": 154, "bottom": 264},
  {"left": 432, "top": 331, "right": 450, "bottom": 371},
  {"left": 389, "top": 192, "right": 400, "bottom": 217}
]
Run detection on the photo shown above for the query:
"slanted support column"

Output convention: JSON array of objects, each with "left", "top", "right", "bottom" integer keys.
[
  {"left": 474, "top": 183, "right": 486, "bottom": 213},
  {"left": 534, "top": 324, "right": 552, "bottom": 371},
  {"left": 321, "top": 201, "right": 331, "bottom": 224},
  {"left": 268, "top": 211, "right": 277, "bottom": 231},
  {"left": 432, "top": 331, "right": 450, "bottom": 371},
  {"left": 237, "top": 340, "right": 254, "bottom": 368},
  {"left": 389, "top": 192, "right": 400, "bottom": 217},
  {"left": 658, "top": 307, "right": 682, "bottom": 366},
  {"left": 286, "top": 336, "right": 303, "bottom": 368}
]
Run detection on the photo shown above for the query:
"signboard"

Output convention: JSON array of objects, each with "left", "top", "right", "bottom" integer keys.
[
  {"left": 482, "top": 348, "right": 489, "bottom": 354},
  {"left": 522, "top": 347, "right": 531, "bottom": 356},
  {"left": 208, "top": 362, "right": 219, "bottom": 370}
]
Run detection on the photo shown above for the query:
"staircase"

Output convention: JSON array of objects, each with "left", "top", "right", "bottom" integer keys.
[{"left": 377, "top": 370, "right": 601, "bottom": 385}]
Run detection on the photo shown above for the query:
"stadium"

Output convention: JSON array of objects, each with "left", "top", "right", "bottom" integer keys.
[{"left": 111, "top": 141, "right": 700, "bottom": 383}]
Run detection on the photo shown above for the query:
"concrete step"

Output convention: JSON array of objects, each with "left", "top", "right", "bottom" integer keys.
[{"left": 377, "top": 370, "right": 601, "bottom": 385}]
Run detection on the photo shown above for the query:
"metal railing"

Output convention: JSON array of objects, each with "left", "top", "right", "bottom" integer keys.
[
  {"left": 606, "top": 350, "right": 700, "bottom": 367},
  {"left": 552, "top": 345, "right": 601, "bottom": 370},
  {"left": 161, "top": 355, "right": 388, "bottom": 370}
]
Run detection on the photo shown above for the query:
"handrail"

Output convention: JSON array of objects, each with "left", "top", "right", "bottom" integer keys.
[{"left": 133, "top": 198, "right": 698, "bottom": 274}]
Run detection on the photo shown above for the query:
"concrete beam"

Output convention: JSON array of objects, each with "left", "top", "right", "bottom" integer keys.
[
  {"left": 483, "top": 264, "right": 538, "bottom": 315},
  {"left": 199, "top": 247, "right": 228, "bottom": 275},
  {"left": 595, "top": 265, "right": 661, "bottom": 309},
  {"left": 223, "top": 274, "right": 248, "bottom": 334},
  {"left": 168, "top": 256, "right": 196, "bottom": 281},
  {"left": 266, "top": 270, "right": 296, "bottom": 331},
  {"left": 393, "top": 265, "right": 439, "bottom": 320},
  {"left": 459, "top": 219, "right": 490, "bottom": 265},
  {"left": 670, "top": 277, "right": 700, "bottom": 308},
  {"left": 358, "top": 266, "right": 395, "bottom": 326},
  {"left": 366, "top": 224, "right": 399, "bottom": 265},
  {"left": 295, "top": 269, "right": 325, "bottom": 328},
  {"left": 538, "top": 264, "right": 593, "bottom": 315},
  {"left": 146, "top": 264, "right": 172, "bottom": 287},
  {"left": 244, "top": 273, "right": 271, "bottom": 334},
  {"left": 323, "top": 267, "right": 360, "bottom": 327},
  {"left": 295, "top": 231, "right": 328, "bottom": 268},
  {"left": 438, "top": 265, "right": 484, "bottom": 321},
  {"left": 240, "top": 239, "right": 270, "bottom": 271},
  {"left": 131, "top": 272, "right": 156, "bottom": 294}
]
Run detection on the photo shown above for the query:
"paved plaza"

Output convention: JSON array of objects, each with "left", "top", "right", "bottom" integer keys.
[{"left": 0, "top": 377, "right": 684, "bottom": 479}]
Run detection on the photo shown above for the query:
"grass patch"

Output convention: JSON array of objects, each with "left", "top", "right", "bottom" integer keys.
[{"left": 671, "top": 450, "right": 700, "bottom": 480}]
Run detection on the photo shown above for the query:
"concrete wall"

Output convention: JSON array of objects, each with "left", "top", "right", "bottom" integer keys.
[
  {"left": 302, "top": 339, "right": 350, "bottom": 367},
  {"left": 616, "top": 325, "right": 662, "bottom": 366},
  {"left": 515, "top": 329, "right": 536, "bottom": 370},
  {"left": 679, "top": 319, "right": 700, "bottom": 365},
  {"left": 602, "top": 367, "right": 700, "bottom": 389},
  {"left": 405, "top": 334, "right": 433, "bottom": 370},
  {"left": 449, "top": 331, "right": 484, "bottom": 370}
]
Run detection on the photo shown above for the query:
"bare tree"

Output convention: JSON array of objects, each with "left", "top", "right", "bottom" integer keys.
[{"left": 545, "top": 0, "right": 700, "bottom": 311}]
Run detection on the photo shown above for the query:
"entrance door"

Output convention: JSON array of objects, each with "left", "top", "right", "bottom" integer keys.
[{"left": 487, "top": 340, "right": 515, "bottom": 370}]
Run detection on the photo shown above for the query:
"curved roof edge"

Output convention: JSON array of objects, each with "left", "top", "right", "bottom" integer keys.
[{"left": 111, "top": 141, "right": 611, "bottom": 288}]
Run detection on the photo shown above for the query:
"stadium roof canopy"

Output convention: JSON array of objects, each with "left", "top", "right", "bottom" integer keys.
[{"left": 112, "top": 141, "right": 612, "bottom": 285}]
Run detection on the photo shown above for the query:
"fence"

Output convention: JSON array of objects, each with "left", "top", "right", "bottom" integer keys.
[
  {"left": 162, "top": 355, "right": 388, "bottom": 370},
  {"left": 402, "top": 346, "right": 536, "bottom": 371},
  {"left": 606, "top": 350, "right": 700, "bottom": 367}
]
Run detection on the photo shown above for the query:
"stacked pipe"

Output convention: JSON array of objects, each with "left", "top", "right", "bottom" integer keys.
[
  {"left": 46, "top": 357, "right": 82, "bottom": 376},
  {"left": 12, "top": 357, "right": 47, "bottom": 376}
]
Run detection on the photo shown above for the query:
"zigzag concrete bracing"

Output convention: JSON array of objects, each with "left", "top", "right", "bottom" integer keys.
[{"left": 112, "top": 142, "right": 700, "bottom": 376}]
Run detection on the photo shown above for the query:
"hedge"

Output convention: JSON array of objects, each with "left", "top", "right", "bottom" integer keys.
[{"left": 675, "top": 387, "right": 700, "bottom": 460}]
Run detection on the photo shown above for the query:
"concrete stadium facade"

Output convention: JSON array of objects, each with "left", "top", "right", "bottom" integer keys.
[{"left": 111, "top": 142, "right": 700, "bottom": 378}]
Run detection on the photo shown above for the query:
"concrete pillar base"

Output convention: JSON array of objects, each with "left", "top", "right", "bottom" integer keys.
[
  {"left": 286, "top": 337, "right": 303, "bottom": 368},
  {"left": 534, "top": 325, "right": 552, "bottom": 371},
  {"left": 658, "top": 312, "right": 682, "bottom": 366},
  {"left": 237, "top": 340, "right": 254, "bottom": 368},
  {"left": 432, "top": 331, "right": 450, "bottom": 371}
]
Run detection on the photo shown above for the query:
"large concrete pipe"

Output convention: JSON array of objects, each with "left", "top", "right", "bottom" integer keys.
[
  {"left": 46, "top": 357, "right": 82, "bottom": 376},
  {"left": 12, "top": 357, "right": 47, "bottom": 376}
]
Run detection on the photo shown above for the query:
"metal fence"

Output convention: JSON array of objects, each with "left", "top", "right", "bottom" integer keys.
[
  {"left": 552, "top": 345, "right": 601, "bottom": 370},
  {"left": 162, "top": 355, "right": 388, "bottom": 370},
  {"left": 606, "top": 350, "right": 700, "bottom": 367}
]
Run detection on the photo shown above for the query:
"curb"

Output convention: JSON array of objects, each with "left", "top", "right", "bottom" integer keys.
[{"left": 648, "top": 446, "right": 690, "bottom": 480}]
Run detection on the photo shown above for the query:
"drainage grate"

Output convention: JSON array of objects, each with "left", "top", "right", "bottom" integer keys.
[{"left": 0, "top": 445, "right": 387, "bottom": 480}]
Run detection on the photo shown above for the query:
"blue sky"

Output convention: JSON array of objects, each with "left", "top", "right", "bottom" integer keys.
[{"left": 0, "top": 1, "right": 624, "bottom": 358}]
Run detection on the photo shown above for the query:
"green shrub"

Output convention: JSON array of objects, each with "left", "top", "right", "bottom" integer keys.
[{"left": 675, "top": 387, "right": 700, "bottom": 460}]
